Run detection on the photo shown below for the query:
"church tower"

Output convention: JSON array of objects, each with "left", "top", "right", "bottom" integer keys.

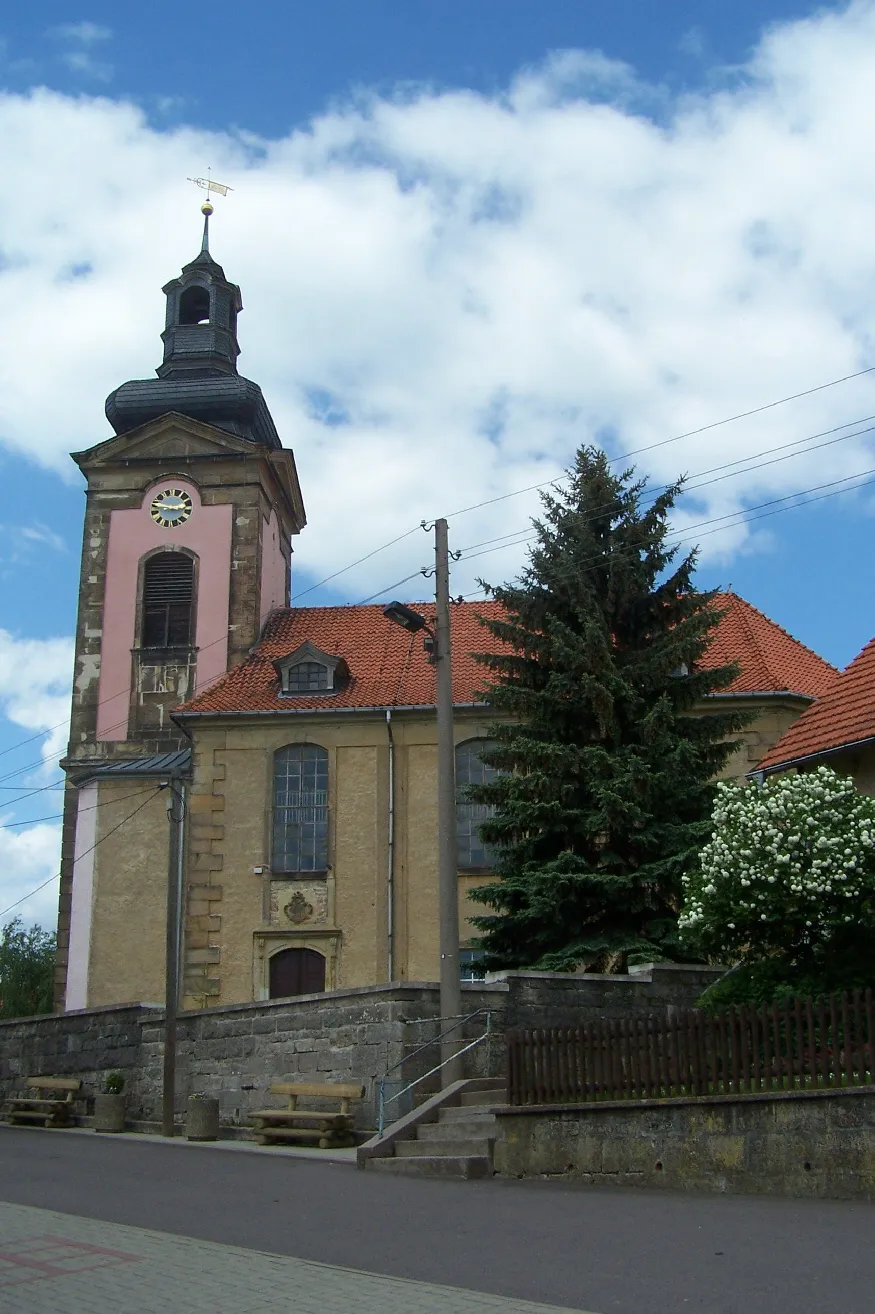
[{"left": 55, "top": 205, "right": 305, "bottom": 1008}]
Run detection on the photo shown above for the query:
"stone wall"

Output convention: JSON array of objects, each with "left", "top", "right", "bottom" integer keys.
[
  {"left": 0, "top": 965, "right": 721, "bottom": 1132},
  {"left": 494, "top": 1087, "right": 875, "bottom": 1201}
]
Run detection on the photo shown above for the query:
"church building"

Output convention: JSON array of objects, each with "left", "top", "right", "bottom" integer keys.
[{"left": 54, "top": 215, "right": 839, "bottom": 1013}]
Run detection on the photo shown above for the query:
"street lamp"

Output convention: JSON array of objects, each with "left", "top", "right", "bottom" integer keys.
[
  {"left": 382, "top": 601, "right": 427, "bottom": 634},
  {"left": 383, "top": 517, "right": 462, "bottom": 1083}
]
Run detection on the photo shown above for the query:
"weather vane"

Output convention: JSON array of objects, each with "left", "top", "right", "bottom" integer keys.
[{"left": 187, "top": 169, "right": 233, "bottom": 251}]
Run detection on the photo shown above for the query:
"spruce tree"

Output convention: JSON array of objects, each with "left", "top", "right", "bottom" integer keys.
[{"left": 469, "top": 445, "right": 748, "bottom": 972}]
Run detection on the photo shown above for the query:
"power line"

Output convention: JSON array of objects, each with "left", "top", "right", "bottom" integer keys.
[
  {"left": 357, "top": 570, "right": 429, "bottom": 606},
  {"left": 0, "top": 780, "right": 67, "bottom": 808},
  {"left": 293, "top": 525, "right": 423, "bottom": 602},
  {"left": 443, "top": 365, "right": 875, "bottom": 522},
  {"left": 455, "top": 414, "right": 875, "bottom": 557},
  {"left": 0, "top": 786, "right": 163, "bottom": 920},
  {"left": 3, "top": 368, "right": 875, "bottom": 773},
  {"left": 457, "top": 467, "right": 875, "bottom": 580},
  {"left": 0, "top": 784, "right": 156, "bottom": 829},
  {"left": 0, "top": 521, "right": 434, "bottom": 770}
]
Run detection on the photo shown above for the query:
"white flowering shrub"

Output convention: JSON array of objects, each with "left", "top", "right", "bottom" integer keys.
[{"left": 681, "top": 766, "right": 875, "bottom": 973}]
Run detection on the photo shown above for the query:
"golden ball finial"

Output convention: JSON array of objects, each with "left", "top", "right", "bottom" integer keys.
[{"left": 201, "top": 200, "right": 214, "bottom": 216}]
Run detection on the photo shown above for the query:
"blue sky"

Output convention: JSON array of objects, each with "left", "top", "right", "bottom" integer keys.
[
  {"left": 5, "top": 3, "right": 825, "bottom": 133},
  {"left": 1, "top": 0, "right": 875, "bottom": 924}
]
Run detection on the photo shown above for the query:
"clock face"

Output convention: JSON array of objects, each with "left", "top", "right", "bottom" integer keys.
[{"left": 150, "top": 488, "right": 193, "bottom": 528}]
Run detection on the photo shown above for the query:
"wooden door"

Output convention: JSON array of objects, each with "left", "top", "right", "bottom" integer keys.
[{"left": 269, "top": 947, "right": 326, "bottom": 999}]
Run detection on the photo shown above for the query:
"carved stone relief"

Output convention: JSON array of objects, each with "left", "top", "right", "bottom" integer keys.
[{"left": 268, "top": 880, "right": 328, "bottom": 926}]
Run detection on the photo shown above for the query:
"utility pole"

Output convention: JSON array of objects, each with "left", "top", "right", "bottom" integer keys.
[
  {"left": 162, "top": 774, "right": 185, "bottom": 1137},
  {"left": 434, "top": 518, "right": 463, "bottom": 1081}
]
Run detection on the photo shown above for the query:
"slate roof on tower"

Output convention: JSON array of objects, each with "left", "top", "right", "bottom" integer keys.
[
  {"left": 757, "top": 635, "right": 875, "bottom": 773},
  {"left": 104, "top": 208, "right": 282, "bottom": 449},
  {"left": 176, "top": 592, "right": 837, "bottom": 718}
]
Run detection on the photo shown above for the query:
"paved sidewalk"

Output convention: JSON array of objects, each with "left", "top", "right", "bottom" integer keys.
[
  {"left": 54, "top": 1125, "right": 358, "bottom": 1164},
  {"left": 0, "top": 1202, "right": 594, "bottom": 1314}
]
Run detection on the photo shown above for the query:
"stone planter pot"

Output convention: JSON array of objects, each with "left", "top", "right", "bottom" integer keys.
[
  {"left": 93, "top": 1093, "right": 126, "bottom": 1133},
  {"left": 186, "top": 1096, "right": 220, "bottom": 1141}
]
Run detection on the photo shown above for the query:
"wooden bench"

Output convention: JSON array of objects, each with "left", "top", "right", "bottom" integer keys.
[
  {"left": 250, "top": 1082, "right": 364, "bottom": 1148},
  {"left": 4, "top": 1077, "right": 82, "bottom": 1128}
]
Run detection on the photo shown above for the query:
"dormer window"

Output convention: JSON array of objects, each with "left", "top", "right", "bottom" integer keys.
[
  {"left": 274, "top": 641, "right": 349, "bottom": 697},
  {"left": 287, "top": 661, "right": 330, "bottom": 693}
]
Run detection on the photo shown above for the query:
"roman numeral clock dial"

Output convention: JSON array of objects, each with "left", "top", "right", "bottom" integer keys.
[{"left": 150, "top": 488, "right": 193, "bottom": 529}]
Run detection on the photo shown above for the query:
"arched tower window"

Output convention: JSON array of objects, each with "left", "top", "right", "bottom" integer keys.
[
  {"left": 179, "top": 284, "right": 210, "bottom": 325},
  {"left": 272, "top": 745, "right": 329, "bottom": 873},
  {"left": 455, "top": 739, "right": 500, "bottom": 870},
  {"left": 269, "top": 947, "right": 326, "bottom": 998},
  {"left": 141, "top": 552, "right": 194, "bottom": 650}
]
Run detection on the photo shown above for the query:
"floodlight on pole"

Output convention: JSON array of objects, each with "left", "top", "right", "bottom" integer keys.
[{"left": 383, "top": 601, "right": 430, "bottom": 635}]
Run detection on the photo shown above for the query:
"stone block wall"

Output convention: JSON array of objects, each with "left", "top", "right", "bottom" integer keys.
[
  {"left": 494, "top": 1087, "right": 875, "bottom": 1200},
  {"left": 0, "top": 1004, "right": 161, "bottom": 1119},
  {"left": 0, "top": 965, "right": 720, "bottom": 1132}
]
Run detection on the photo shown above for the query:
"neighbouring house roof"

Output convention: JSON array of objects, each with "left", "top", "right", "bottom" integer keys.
[
  {"left": 176, "top": 593, "right": 837, "bottom": 719},
  {"left": 757, "top": 635, "right": 875, "bottom": 773}
]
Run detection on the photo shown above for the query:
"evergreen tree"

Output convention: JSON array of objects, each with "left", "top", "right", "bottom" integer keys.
[{"left": 469, "top": 445, "right": 749, "bottom": 972}]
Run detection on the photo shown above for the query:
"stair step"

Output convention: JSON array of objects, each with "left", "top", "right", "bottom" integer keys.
[
  {"left": 367, "top": 1155, "right": 492, "bottom": 1179},
  {"left": 460, "top": 1088, "right": 507, "bottom": 1107},
  {"left": 418, "top": 1118, "right": 497, "bottom": 1140},
  {"left": 439, "top": 1105, "right": 499, "bottom": 1123}
]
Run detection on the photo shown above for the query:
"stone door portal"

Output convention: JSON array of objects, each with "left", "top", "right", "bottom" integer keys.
[{"left": 268, "top": 947, "right": 326, "bottom": 998}]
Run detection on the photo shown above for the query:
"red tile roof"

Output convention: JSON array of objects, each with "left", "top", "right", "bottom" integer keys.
[
  {"left": 757, "top": 635, "right": 875, "bottom": 772},
  {"left": 178, "top": 592, "right": 837, "bottom": 717},
  {"left": 700, "top": 593, "right": 837, "bottom": 699}
]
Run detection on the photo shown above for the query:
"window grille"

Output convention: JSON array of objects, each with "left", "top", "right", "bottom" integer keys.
[
  {"left": 141, "top": 553, "right": 194, "bottom": 649},
  {"left": 272, "top": 744, "right": 329, "bottom": 873},
  {"left": 285, "top": 661, "right": 330, "bottom": 693},
  {"left": 455, "top": 739, "right": 499, "bottom": 869}
]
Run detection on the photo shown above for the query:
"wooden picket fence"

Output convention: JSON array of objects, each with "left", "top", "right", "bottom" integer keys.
[{"left": 506, "top": 988, "right": 875, "bottom": 1106}]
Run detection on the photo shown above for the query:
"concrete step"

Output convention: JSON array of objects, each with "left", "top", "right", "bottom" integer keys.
[
  {"left": 439, "top": 1105, "right": 499, "bottom": 1123},
  {"left": 460, "top": 1088, "right": 507, "bottom": 1107},
  {"left": 418, "top": 1118, "right": 497, "bottom": 1140},
  {"left": 367, "top": 1154, "right": 492, "bottom": 1179},
  {"left": 395, "top": 1138, "right": 493, "bottom": 1158}
]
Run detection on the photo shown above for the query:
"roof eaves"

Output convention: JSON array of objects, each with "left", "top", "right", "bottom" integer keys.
[
  {"left": 753, "top": 732, "right": 875, "bottom": 778},
  {"left": 706, "top": 690, "right": 816, "bottom": 702},
  {"left": 175, "top": 701, "right": 489, "bottom": 720}
]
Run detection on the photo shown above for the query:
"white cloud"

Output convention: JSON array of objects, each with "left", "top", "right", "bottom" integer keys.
[
  {"left": 679, "top": 27, "right": 707, "bottom": 60},
  {"left": 48, "top": 22, "right": 112, "bottom": 44},
  {"left": 48, "top": 20, "right": 112, "bottom": 81},
  {"left": 3, "top": 4, "right": 875, "bottom": 601},
  {"left": 0, "top": 822, "right": 60, "bottom": 931},
  {"left": 0, "top": 632, "right": 72, "bottom": 929},
  {"left": 0, "top": 631, "right": 73, "bottom": 766},
  {"left": 18, "top": 523, "right": 67, "bottom": 553}
]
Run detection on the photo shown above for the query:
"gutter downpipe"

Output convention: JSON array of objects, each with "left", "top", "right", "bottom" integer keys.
[{"left": 386, "top": 709, "right": 395, "bottom": 982}]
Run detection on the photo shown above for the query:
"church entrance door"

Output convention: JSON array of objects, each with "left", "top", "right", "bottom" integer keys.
[{"left": 269, "top": 947, "right": 326, "bottom": 998}]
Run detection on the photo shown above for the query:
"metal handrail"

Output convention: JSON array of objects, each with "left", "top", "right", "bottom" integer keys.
[
  {"left": 384, "top": 1007, "right": 490, "bottom": 1079},
  {"left": 377, "top": 1009, "right": 493, "bottom": 1136}
]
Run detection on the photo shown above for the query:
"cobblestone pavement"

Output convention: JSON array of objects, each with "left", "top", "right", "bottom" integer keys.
[{"left": 0, "top": 1202, "right": 593, "bottom": 1314}]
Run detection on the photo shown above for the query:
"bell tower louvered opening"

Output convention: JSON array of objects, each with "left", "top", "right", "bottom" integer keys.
[{"left": 141, "top": 552, "right": 195, "bottom": 650}]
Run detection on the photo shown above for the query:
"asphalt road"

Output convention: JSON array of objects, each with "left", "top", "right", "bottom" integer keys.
[{"left": 1, "top": 1128, "right": 873, "bottom": 1313}]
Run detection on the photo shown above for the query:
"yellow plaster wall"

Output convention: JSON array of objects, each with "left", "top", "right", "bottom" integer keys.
[
  {"left": 84, "top": 697, "right": 818, "bottom": 1007},
  {"left": 87, "top": 781, "right": 169, "bottom": 1007},
  {"left": 334, "top": 744, "right": 384, "bottom": 986},
  {"left": 710, "top": 699, "right": 811, "bottom": 780}
]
